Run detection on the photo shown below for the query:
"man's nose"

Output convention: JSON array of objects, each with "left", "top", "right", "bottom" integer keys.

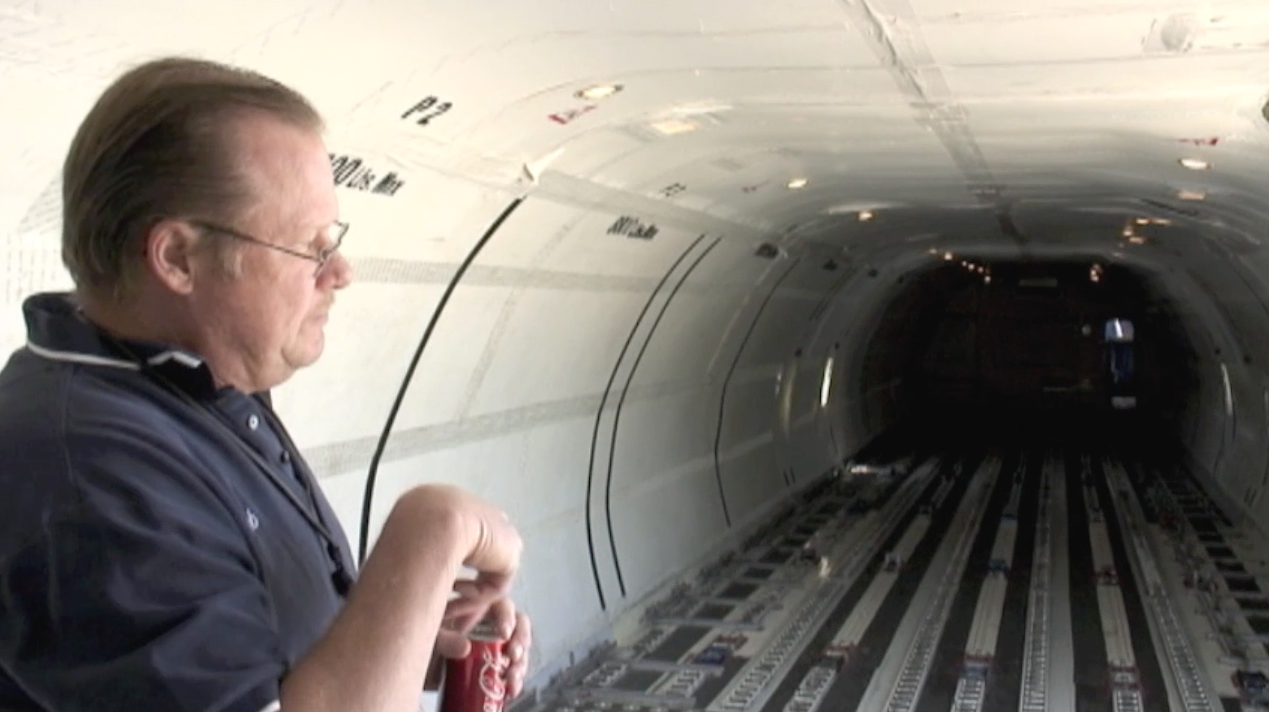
[{"left": 323, "top": 251, "right": 353, "bottom": 289}]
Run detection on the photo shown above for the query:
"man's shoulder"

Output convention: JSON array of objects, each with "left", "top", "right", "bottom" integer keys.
[
  {"left": 0, "top": 350, "right": 214, "bottom": 546},
  {"left": 0, "top": 344, "right": 180, "bottom": 444}
]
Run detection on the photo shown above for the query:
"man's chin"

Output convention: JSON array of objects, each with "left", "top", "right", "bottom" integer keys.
[
  {"left": 301, "top": 340, "right": 324, "bottom": 367},
  {"left": 285, "top": 335, "right": 325, "bottom": 372}
]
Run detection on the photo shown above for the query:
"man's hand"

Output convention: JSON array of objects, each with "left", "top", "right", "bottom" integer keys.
[
  {"left": 435, "top": 583, "right": 533, "bottom": 700},
  {"left": 283, "top": 484, "right": 524, "bottom": 712}
]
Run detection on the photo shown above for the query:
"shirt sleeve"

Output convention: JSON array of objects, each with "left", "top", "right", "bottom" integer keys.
[{"left": 0, "top": 422, "right": 287, "bottom": 712}]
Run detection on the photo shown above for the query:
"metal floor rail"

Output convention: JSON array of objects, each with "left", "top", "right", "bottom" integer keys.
[
  {"left": 1104, "top": 460, "right": 1216, "bottom": 712},
  {"left": 1149, "top": 464, "right": 1255, "bottom": 665},
  {"left": 950, "top": 674, "right": 986, "bottom": 712},
  {"left": 883, "top": 457, "right": 1001, "bottom": 712},
  {"left": 1018, "top": 464, "right": 1053, "bottom": 712},
  {"left": 1111, "top": 684, "right": 1144, "bottom": 712},
  {"left": 783, "top": 662, "right": 836, "bottom": 712}
]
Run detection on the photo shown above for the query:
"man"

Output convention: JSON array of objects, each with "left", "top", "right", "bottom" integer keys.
[{"left": 0, "top": 57, "right": 531, "bottom": 712}]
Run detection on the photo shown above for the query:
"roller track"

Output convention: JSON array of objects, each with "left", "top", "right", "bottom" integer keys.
[
  {"left": 1103, "top": 458, "right": 1217, "bottom": 712},
  {"left": 1018, "top": 460, "right": 1054, "bottom": 712},
  {"left": 881, "top": 457, "right": 1001, "bottom": 712}
]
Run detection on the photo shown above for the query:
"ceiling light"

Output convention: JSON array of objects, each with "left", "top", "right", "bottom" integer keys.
[
  {"left": 826, "top": 201, "right": 898, "bottom": 215},
  {"left": 984, "top": 275, "right": 991, "bottom": 284},
  {"left": 1177, "top": 189, "right": 1207, "bottom": 201},
  {"left": 1151, "top": 218, "right": 1172, "bottom": 226},
  {"left": 660, "top": 101, "right": 733, "bottom": 118},
  {"left": 944, "top": 252, "right": 954, "bottom": 261},
  {"left": 576, "top": 84, "right": 623, "bottom": 100},
  {"left": 787, "top": 178, "right": 809, "bottom": 190},
  {"left": 1123, "top": 227, "right": 1135, "bottom": 237},
  {"left": 1135, "top": 218, "right": 1150, "bottom": 225},
  {"left": 1128, "top": 236, "right": 1147, "bottom": 245},
  {"left": 1179, "top": 158, "right": 1211, "bottom": 171},
  {"left": 858, "top": 210, "right": 874, "bottom": 222},
  {"left": 650, "top": 119, "right": 697, "bottom": 135}
]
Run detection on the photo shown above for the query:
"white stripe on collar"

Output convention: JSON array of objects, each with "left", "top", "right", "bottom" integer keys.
[
  {"left": 26, "top": 341, "right": 203, "bottom": 370},
  {"left": 147, "top": 350, "right": 204, "bottom": 368}
]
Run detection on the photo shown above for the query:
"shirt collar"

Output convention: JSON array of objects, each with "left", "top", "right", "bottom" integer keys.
[{"left": 23, "top": 292, "right": 220, "bottom": 398}]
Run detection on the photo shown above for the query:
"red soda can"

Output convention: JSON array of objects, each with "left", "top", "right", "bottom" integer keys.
[{"left": 440, "top": 621, "right": 510, "bottom": 712}]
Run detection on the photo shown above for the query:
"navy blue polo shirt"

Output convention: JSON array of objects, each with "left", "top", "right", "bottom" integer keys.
[{"left": 0, "top": 293, "right": 357, "bottom": 712}]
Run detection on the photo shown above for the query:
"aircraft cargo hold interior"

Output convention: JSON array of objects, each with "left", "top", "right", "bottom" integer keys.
[{"left": 7, "top": 2, "right": 1269, "bottom": 712}]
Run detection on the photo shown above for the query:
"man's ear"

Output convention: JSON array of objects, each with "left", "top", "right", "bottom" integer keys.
[{"left": 144, "top": 220, "right": 200, "bottom": 295}]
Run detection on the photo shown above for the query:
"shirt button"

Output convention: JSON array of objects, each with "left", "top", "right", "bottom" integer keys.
[
  {"left": 247, "top": 414, "right": 260, "bottom": 430},
  {"left": 280, "top": 450, "right": 291, "bottom": 464}
]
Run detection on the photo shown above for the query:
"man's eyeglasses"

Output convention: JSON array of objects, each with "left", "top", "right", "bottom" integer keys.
[{"left": 188, "top": 219, "right": 348, "bottom": 276}]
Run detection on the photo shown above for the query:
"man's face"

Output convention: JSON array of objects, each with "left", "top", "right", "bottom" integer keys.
[{"left": 190, "top": 113, "right": 351, "bottom": 392}]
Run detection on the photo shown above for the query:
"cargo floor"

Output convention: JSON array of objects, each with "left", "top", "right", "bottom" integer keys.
[{"left": 518, "top": 441, "right": 1268, "bottom": 712}]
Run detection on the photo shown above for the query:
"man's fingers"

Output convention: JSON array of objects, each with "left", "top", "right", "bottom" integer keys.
[
  {"left": 451, "top": 574, "right": 511, "bottom": 606},
  {"left": 471, "top": 571, "right": 514, "bottom": 598},
  {"left": 444, "top": 593, "right": 485, "bottom": 620},
  {"left": 451, "top": 579, "right": 481, "bottom": 600},
  {"left": 444, "top": 575, "right": 512, "bottom": 635},
  {"left": 438, "top": 603, "right": 531, "bottom": 700},
  {"left": 435, "top": 629, "right": 471, "bottom": 660},
  {"left": 505, "top": 611, "right": 531, "bottom": 699},
  {"left": 442, "top": 597, "right": 481, "bottom": 636},
  {"left": 507, "top": 610, "right": 532, "bottom": 662},
  {"left": 483, "top": 596, "right": 516, "bottom": 639},
  {"left": 507, "top": 651, "right": 527, "bottom": 699}
]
